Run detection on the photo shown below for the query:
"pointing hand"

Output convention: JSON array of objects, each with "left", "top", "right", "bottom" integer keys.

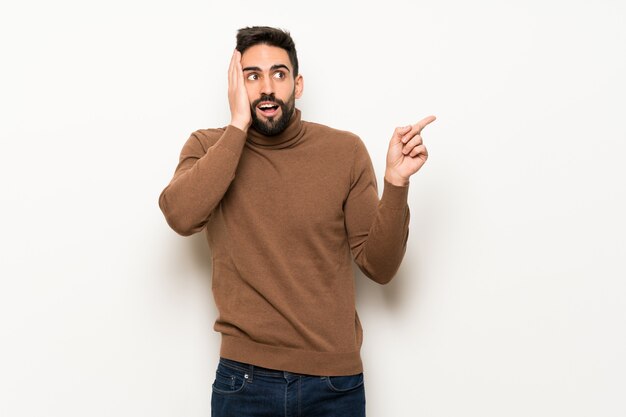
[{"left": 385, "top": 115, "right": 436, "bottom": 186}]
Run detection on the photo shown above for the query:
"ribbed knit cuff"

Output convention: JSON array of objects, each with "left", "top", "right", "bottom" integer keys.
[
  {"left": 380, "top": 179, "right": 409, "bottom": 209},
  {"left": 218, "top": 124, "right": 248, "bottom": 156}
]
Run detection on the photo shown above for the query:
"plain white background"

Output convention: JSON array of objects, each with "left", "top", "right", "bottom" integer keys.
[{"left": 1, "top": 0, "right": 625, "bottom": 416}]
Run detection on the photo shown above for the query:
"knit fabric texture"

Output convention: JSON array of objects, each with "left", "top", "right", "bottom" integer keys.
[{"left": 159, "top": 108, "right": 410, "bottom": 375}]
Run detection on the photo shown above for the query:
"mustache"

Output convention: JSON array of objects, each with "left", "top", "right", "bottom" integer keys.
[{"left": 252, "top": 94, "right": 286, "bottom": 107}]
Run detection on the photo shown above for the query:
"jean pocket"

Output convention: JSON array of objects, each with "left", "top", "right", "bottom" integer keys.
[
  {"left": 212, "top": 366, "right": 247, "bottom": 395},
  {"left": 324, "top": 373, "right": 364, "bottom": 393}
]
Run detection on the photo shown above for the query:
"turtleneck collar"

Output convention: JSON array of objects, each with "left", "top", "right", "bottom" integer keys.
[{"left": 247, "top": 108, "right": 305, "bottom": 149}]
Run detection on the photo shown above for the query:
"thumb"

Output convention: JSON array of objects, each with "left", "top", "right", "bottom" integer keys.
[{"left": 393, "top": 125, "right": 411, "bottom": 140}]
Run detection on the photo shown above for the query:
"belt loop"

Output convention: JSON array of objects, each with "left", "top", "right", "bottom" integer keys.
[{"left": 246, "top": 363, "right": 254, "bottom": 382}]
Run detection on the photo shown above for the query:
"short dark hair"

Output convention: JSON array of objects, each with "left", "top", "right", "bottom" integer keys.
[{"left": 236, "top": 26, "right": 299, "bottom": 77}]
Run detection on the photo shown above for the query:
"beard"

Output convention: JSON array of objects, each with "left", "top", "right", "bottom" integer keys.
[{"left": 250, "top": 90, "right": 296, "bottom": 136}]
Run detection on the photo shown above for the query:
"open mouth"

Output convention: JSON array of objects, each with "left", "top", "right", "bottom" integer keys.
[{"left": 257, "top": 102, "right": 280, "bottom": 117}]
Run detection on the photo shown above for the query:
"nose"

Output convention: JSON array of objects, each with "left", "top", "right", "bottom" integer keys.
[{"left": 260, "top": 75, "right": 275, "bottom": 96}]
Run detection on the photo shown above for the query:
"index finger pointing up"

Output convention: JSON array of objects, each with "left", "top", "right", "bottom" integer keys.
[{"left": 414, "top": 115, "right": 437, "bottom": 133}]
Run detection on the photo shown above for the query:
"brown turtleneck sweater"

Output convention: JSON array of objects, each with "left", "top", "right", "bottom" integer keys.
[{"left": 159, "top": 108, "right": 410, "bottom": 376}]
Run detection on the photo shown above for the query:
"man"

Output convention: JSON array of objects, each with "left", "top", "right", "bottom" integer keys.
[{"left": 159, "top": 26, "right": 435, "bottom": 417}]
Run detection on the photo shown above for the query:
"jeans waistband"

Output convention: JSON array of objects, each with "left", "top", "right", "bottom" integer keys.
[{"left": 219, "top": 357, "right": 310, "bottom": 380}]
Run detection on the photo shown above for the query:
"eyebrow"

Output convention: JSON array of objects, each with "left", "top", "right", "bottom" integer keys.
[{"left": 242, "top": 64, "right": 291, "bottom": 73}]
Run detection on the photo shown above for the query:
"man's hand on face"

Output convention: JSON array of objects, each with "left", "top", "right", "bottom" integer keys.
[
  {"left": 384, "top": 115, "right": 437, "bottom": 186},
  {"left": 228, "top": 49, "right": 252, "bottom": 132}
]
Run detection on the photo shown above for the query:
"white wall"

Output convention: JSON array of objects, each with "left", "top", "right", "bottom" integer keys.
[{"left": 1, "top": 1, "right": 625, "bottom": 416}]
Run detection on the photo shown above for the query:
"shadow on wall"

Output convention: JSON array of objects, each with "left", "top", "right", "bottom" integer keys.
[
  {"left": 162, "top": 230, "right": 215, "bottom": 310},
  {"left": 353, "top": 177, "right": 445, "bottom": 315},
  {"left": 187, "top": 231, "right": 213, "bottom": 279},
  {"left": 185, "top": 231, "right": 220, "bottom": 327},
  {"left": 354, "top": 262, "right": 410, "bottom": 315}
]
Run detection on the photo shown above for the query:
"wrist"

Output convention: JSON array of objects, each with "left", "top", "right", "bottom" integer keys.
[
  {"left": 230, "top": 118, "right": 250, "bottom": 133},
  {"left": 385, "top": 169, "right": 409, "bottom": 187}
]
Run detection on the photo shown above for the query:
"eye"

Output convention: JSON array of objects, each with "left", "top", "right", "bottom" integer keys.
[
  {"left": 246, "top": 73, "right": 259, "bottom": 81},
  {"left": 273, "top": 71, "right": 285, "bottom": 79}
]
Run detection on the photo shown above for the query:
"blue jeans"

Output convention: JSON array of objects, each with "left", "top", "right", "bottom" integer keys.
[{"left": 211, "top": 357, "right": 366, "bottom": 417}]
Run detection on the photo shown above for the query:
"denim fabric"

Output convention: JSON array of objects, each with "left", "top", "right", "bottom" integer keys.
[{"left": 211, "top": 357, "right": 366, "bottom": 417}]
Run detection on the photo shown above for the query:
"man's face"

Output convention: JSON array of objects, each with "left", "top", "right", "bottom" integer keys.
[{"left": 241, "top": 44, "right": 304, "bottom": 136}]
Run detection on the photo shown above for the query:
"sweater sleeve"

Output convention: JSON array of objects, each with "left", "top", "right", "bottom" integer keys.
[
  {"left": 158, "top": 125, "right": 248, "bottom": 236},
  {"left": 344, "top": 137, "right": 411, "bottom": 284}
]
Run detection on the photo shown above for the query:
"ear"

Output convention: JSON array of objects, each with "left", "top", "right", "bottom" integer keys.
[{"left": 294, "top": 74, "right": 304, "bottom": 99}]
